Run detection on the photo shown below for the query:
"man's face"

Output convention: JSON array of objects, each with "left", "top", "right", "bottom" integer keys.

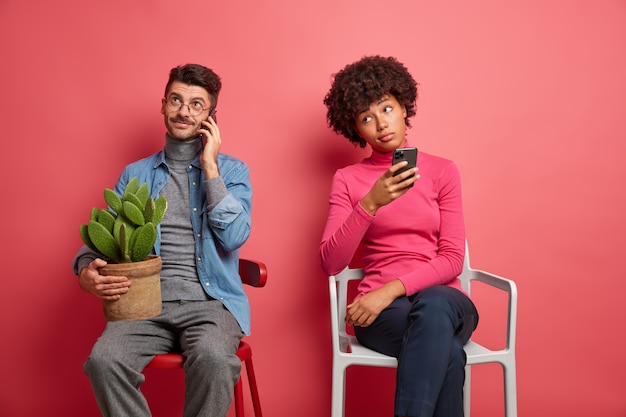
[{"left": 161, "top": 80, "right": 212, "bottom": 141}]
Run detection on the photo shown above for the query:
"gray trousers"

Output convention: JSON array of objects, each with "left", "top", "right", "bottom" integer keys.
[{"left": 84, "top": 300, "right": 243, "bottom": 417}]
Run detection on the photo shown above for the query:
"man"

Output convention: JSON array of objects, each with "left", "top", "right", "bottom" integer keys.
[{"left": 73, "top": 63, "right": 252, "bottom": 417}]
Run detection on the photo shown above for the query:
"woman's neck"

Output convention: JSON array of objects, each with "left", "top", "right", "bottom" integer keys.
[{"left": 368, "top": 138, "right": 412, "bottom": 164}]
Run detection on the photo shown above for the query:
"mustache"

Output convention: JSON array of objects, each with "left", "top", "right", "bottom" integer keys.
[{"left": 171, "top": 117, "right": 195, "bottom": 124}]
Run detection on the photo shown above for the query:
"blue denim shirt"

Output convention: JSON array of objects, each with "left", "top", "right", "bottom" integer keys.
[{"left": 73, "top": 149, "right": 253, "bottom": 334}]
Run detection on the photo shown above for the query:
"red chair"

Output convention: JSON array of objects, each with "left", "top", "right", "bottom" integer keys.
[{"left": 146, "top": 258, "right": 267, "bottom": 417}]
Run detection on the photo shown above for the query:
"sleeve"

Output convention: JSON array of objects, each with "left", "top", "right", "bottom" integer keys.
[
  {"left": 204, "top": 176, "right": 229, "bottom": 211},
  {"left": 71, "top": 245, "right": 99, "bottom": 276},
  {"left": 319, "top": 171, "right": 374, "bottom": 276},
  {"left": 398, "top": 161, "right": 466, "bottom": 295},
  {"left": 204, "top": 159, "right": 252, "bottom": 252}
]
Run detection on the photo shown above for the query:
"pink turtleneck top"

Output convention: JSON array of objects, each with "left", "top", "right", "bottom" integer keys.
[{"left": 320, "top": 146, "right": 465, "bottom": 297}]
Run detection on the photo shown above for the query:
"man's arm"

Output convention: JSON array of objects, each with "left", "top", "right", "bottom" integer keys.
[{"left": 204, "top": 158, "right": 252, "bottom": 252}]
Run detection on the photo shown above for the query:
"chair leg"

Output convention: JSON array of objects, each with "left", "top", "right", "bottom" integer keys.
[
  {"left": 234, "top": 376, "right": 244, "bottom": 417},
  {"left": 503, "top": 362, "right": 518, "bottom": 417},
  {"left": 233, "top": 357, "right": 262, "bottom": 417},
  {"left": 331, "top": 364, "right": 346, "bottom": 417},
  {"left": 244, "top": 357, "right": 263, "bottom": 417}
]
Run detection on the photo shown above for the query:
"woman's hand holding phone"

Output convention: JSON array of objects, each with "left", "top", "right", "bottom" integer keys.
[
  {"left": 392, "top": 147, "right": 418, "bottom": 187},
  {"left": 359, "top": 154, "right": 420, "bottom": 216}
]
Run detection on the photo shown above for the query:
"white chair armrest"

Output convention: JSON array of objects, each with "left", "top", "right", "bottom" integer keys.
[{"left": 466, "top": 268, "right": 518, "bottom": 352}]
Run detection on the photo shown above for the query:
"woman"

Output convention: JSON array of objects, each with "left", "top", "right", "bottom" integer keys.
[{"left": 320, "top": 55, "right": 479, "bottom": 417}]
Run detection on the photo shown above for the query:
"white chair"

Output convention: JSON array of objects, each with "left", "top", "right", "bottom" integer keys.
[{"left": 329, "top": 243, "right": 518, "bottom": 417}]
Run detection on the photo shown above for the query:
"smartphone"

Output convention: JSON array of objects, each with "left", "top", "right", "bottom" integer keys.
[
  {"left": 392, "top": 147, "right": 418, "bottom": 186},
  {"left": 208, "top": 107, "right": 217, "bottom": 124},
  {"left": 199, "top": 108, "right": 217, "bottom": 144}
]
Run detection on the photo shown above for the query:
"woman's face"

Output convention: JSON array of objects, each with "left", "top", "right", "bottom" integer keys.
[{"left": 354, "top": 94, "right": 407, "bottom": 153}]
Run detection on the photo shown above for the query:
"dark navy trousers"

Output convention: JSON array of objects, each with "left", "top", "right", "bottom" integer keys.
[{"left": 354, "top": 285, "right": 478, "bottom": 417}]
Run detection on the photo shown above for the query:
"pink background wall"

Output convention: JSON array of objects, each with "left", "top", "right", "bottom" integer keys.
[{"left": 1, "top": 1, "right": 625, "bottom": 416}]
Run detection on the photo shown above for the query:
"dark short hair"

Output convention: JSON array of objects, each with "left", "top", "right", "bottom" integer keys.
[
  {"left": 323, "top": 56, "right": 418, "bottom": 148},
  {"left": 164, "top": 64, "right": 222, "bottom": 111}
]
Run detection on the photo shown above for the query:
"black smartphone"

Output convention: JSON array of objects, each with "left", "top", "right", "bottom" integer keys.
[
  {"left": 199, "top": 108, "right": 217, "bottom": 144},
  {"left": 392, "top": 147, "right": 418, "bottom": 186},
  {"left": 208, "top": 107, "right": 217, "bottom": 124}
]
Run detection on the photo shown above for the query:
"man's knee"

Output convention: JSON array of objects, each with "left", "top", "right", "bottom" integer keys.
[
  {"left": 83, "top": 340, "right": 130, "bottom": 377},
  {"left": 186, "top": 343, "right": 241, "bottom": 377}
]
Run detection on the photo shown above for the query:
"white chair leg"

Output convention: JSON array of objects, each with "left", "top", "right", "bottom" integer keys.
[
  {"left": 331, "top": 364, "right": 346, "bottom": 417},
  {"left": 503, "top": 362, "right": 517, "bottom": 417}
]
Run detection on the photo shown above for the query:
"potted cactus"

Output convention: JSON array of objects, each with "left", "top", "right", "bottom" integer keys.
[{"left": 80, "top": 177, "right": 168, "bottom": 321}]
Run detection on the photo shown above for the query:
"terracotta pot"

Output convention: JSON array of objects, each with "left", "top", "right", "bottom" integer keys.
[{"left": 99, "top": 255, "right": 162, "bottom": 321}]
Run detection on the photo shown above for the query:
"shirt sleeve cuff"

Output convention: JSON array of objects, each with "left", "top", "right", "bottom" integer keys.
[{"left": 204, "top": 177, "right": 228, "bottom": 211}]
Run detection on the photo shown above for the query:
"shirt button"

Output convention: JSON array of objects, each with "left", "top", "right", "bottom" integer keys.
[
  {"left": 205, "top": 282, "right": 210, "bottom": 286},
  {"left": 193, "top": 207, "right": 198, "bottom": 212},
  {"left": 197, "top": 233, "right": 201, "bottom": 238}
]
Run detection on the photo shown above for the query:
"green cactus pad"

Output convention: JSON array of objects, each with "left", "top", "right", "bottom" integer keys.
[
  {"left": 152, "top": 196, "right": 168, "bottom": 224},
  {"left": 104, "top": 189, "right": 123, "bottom": 214},
  {"left": 79, "top": 224, "right": 99, "bottom": 252},
  {"left": 123, "top": 177, "right": 140, "bottom": 196},
  {"left": 123, "top": 190, "right": 143, "bottom": 208},
  {"left": 122, "top": 200, "right": 146, "bottom": 226},
  {"left": 122, "top": 192, "right": 144, "bottom": 211},
  {"left": 114, "top": 217, "right": 136, "bottom": 244},
  {"left": 143, "top": 198, "right": 155, "bottom": 223},
  {"left": 90, "top": 207, "right": 99, "bottom": 221},
  {"left": 98, "top": 209, "right": 116, "bottom": 233},
  {"left": 118, "top": 223, "right": 131, "bottom": 262},
  {"left": 87, "top": 220, "right": 121, "bottom": 260},
  {"left": 135, "top": 183, "right": 150, "bottom": 207},
  {"left": 128, "top": 222, "right": 139, "bottom": 252},
  {"left": 131, "top": 222, "right": 157, "bottom": 262}
]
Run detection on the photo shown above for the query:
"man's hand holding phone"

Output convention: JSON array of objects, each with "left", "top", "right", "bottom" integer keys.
[{"left": 199, "top": 113, "right": 221, "bottom": 179}]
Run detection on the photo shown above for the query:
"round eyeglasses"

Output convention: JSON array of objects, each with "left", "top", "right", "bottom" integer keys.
[{"left": 164, "top": 96, "right": 210, "bottom": 117}]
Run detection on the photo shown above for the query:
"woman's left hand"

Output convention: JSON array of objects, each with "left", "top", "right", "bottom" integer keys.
[{"left": 346, "top": 279, "right": 406, "bottom": 327}]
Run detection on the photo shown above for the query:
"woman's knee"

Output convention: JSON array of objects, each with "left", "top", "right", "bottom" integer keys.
[
  {"left": 409, "top": 287, "right": 460, "bottom": 324},
  {"left": 450, "top": 340, "right": 467, "bottom": 370}
]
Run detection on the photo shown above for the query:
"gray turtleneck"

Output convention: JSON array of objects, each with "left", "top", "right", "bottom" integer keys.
[{"left": 159, "top": 135, "right": 227, "bottom": 301}]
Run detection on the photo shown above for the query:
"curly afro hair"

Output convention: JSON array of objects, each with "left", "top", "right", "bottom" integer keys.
[{"left": 323, "top": 56, "right": 418, "bottom": 148}]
